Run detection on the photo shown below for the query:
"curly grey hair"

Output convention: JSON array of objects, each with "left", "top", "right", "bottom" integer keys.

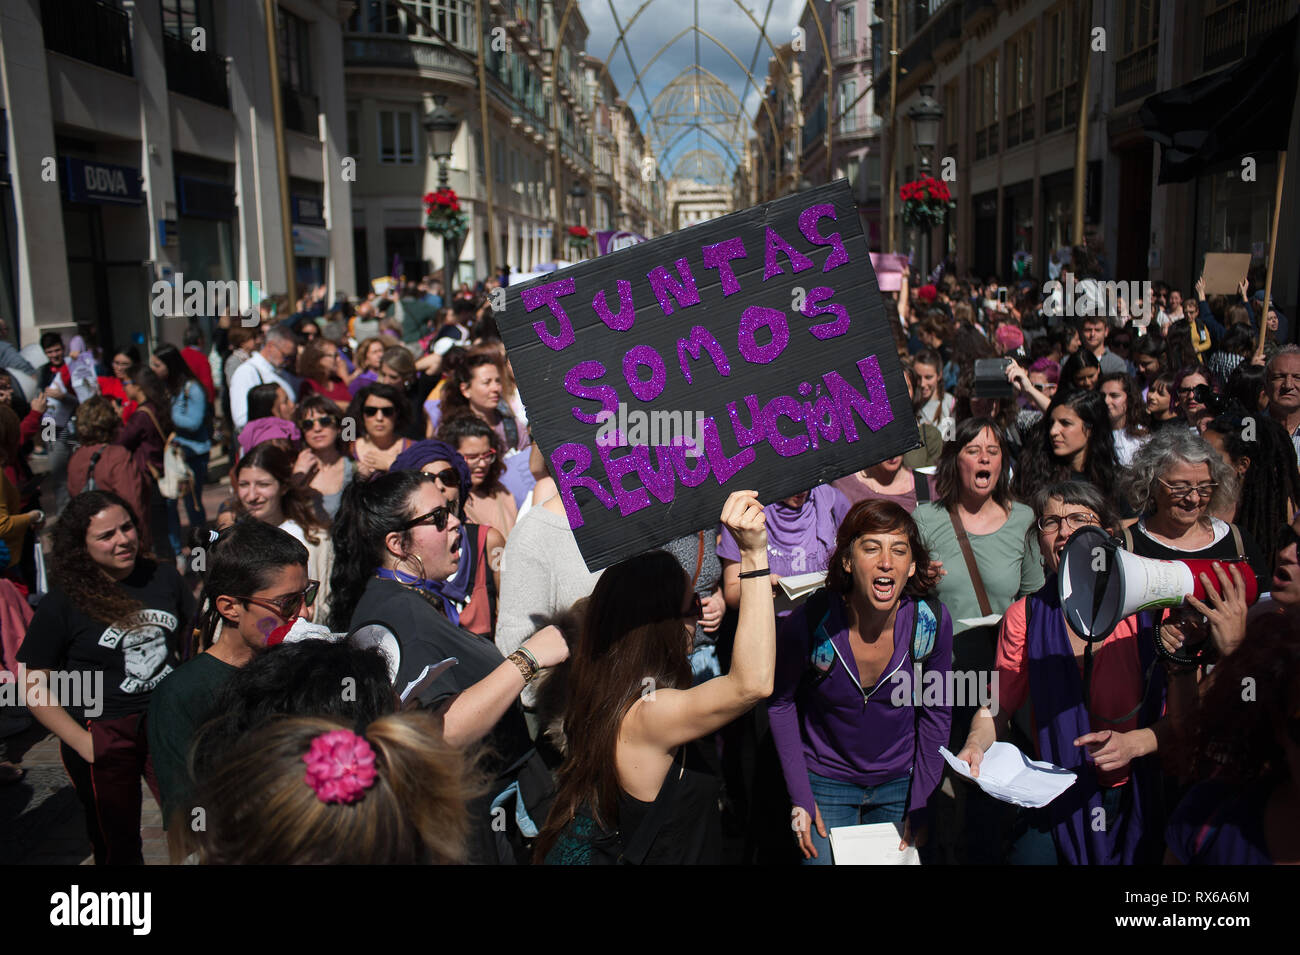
[{"left": 1122, "top": 427, "right": 1239, "bottom": 517}]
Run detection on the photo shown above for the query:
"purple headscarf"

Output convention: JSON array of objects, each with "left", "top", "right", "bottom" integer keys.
[
  {"left": 390, "top": 438, "right": 471, "bottom": 494},
  {"left": 238, "top": 417, "right": 301, "bottom": 455}
]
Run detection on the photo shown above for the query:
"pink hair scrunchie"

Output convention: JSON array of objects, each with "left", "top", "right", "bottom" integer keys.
[{"left": 303, "top": 729, "right": 378, "bottom": 804}]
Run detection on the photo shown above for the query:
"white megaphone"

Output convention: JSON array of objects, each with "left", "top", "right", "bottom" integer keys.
[{"left": 1058, "top": 526, "right": 1259, "bottom": 643}]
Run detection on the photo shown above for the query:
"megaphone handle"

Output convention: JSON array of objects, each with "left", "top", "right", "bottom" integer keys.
[{"left": 1152, "top": 616, "right": 1203, "bottom": 671}]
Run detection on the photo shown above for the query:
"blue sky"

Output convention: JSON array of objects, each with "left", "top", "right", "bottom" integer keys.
[{"left": 580, "top": 0, "right": 805, "bottom": 181}]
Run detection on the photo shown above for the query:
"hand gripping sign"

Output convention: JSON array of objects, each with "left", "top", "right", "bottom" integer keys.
[{"left": 497, "top": 180, "right": 920, "bottom": 570}]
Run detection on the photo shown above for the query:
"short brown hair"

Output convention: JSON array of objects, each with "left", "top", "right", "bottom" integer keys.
[
  {"left": 74, "top": 395, "right": 123, "bottom": 446},
  {"left": 228, "top": 326, "right": 257, "bottom": 350},
  {"left": 826, "top": 499, "right": 932, "bottom": 597},
  {"left": 380, "top": 344, "right": 416, "bottom": 379}
]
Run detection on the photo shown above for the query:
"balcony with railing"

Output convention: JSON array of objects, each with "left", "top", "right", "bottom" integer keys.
[
  {"left": 1202, "top": 0, "right": 1292, "bottom": 71},
  {"left": 164, "top": 33, "right": 229, "bottom": 108},
  {"left": 281, "top": 84, "right": 319, "bottom": 137},
  {"left": 41, "top": 0, "right": 133, "bottom": 76},
  {"left": 1115, "top": 41, "right": 1158, "bottom": 106},
  {"left": 1043, "top": 81, "right": 1079, "bottom": 134},
  {"left": 343, "top": 35, "right": 475, "bottom": 81},
  {"left": 1004, "top": 105, "right": 1034, "bottom": 149}
]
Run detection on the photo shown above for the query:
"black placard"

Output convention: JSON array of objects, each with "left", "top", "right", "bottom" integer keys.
[{"left": 498, "top": 179, "right": 919, "bottom": 570}]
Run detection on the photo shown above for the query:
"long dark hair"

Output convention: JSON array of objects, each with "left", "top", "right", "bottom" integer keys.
[
  {"left": 347, "top": 382, "right": 412, "bottom": 439},
  {"left": 1013, "top": 390, "right": 1117, "bottom": 500},
  {"left": 437, "top": 413, "right": 504, "bottom": 489},
  {"left": 152, "top": 343, "right": 197, "bottom": 399},
  {"left": 133, "top": 368, "right": 173, "bottom": 433},
  {"left": 1098, "top": 371, "right": 1150, "bottom": 437},
  {"left": 192, "top": 520, "right": 309, "bottom": 655},
  {"left": 1057, "top": 349, "right": 1100, "bottom": 400},
  {"left": 247, "top": 382, "right": 285, "bottom": 422},
  {"left": 1205, "top": 410, "right": 1300, "bottom": 575},
  {"left": 439, "top": 350, "right": 502, "bottom": 419},
  {"left": 934, "top": 416, "right": 1014, "bottom": 512},
  {"left": 233, "top": 441, "right": 330, "bottom": 544},
  {"left": 50, "top": 490, "right": 147, "bottom": 623},
  {"left": 327, "top": 469, "right": 434, "bottom": 631},
  {"left": 535, "top": 551, "right": 694, "bottom": 861}
]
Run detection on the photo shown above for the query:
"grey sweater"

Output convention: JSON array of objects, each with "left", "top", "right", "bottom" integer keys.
[{"left": 495, "top": 504, "right": 602, "bottom": 705}]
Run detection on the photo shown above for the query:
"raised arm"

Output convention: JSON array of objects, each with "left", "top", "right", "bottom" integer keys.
[{"left": 626, "top": 491, "right": 775, "bottom": 749}]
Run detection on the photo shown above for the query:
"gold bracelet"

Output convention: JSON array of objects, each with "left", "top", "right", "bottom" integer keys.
[
  {"left": 517, "top": 645, "right": 541, "bottom": 672},
  {"left": 507, "top": 649, "right": 538, "bottom": 684}
]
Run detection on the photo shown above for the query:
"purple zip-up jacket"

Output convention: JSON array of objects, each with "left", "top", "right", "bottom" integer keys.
[{"left": 768, "top": 592, "right": 953, "bottom": 821}]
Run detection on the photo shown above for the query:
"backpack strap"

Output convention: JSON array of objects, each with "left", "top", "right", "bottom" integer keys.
[
  {"left": 500, "top": 405, "right": 520, "bottom": 450},
  {"left": 800, "top": 588, "right": 836, "bottom": 694},
  {"left": 910, "top": 595, "right": 941, "bottom": 664},
  {"left": 1229, "top": 523, "right": 1244, "bottom": 559},
  {"left": 1122, "top": 525, "right": 1135, "bottom": 552},
  {"left": 85, "top": 446, "right": 105, "bottom": 491},
  {"left": 913, "top": 470, "right": 931, "bottom": 503}
]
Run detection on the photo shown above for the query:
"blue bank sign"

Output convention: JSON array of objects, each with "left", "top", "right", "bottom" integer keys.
[{"left": 64, "top": 158, "right": 143, "bottom": 205}]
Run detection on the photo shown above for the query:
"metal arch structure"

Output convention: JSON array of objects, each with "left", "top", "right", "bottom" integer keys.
[
  {"left": 548, "top": 0, "right": 836, "bottom": 252},
  {"left": 649, "top": 65, "right": 749, "bottom": 168},
  {"left": 669, "top": 148, "right": 730, "bottom": 185}
]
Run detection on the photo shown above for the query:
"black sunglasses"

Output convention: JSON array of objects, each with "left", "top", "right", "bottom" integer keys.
[
  {"left": 363, "top": 405, "right": 396, "bottom": 418},
  {"left": 403, "top": 506, "right": 452, "bottom": 531},
  {"left": 427, "top": 467, "right": 460, "bottom": 489},
  {"left": 301, "top": 415, "right": 337, "bottom": 430},
  {"left": 235, "top": 580, "right": 321, "bottom": 620}
]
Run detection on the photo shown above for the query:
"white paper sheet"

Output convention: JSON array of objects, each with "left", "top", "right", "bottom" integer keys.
[
  {"left": 940, "top": 742, "right": 1076, "bottom": 808},
  {"left": 400, "top": 657, "right": 459, "bottom": 705},
  {"left": 957, "top": 614, "right": 1004, "bottom": 629},
  {"left": 778, "top": 571, "right": 828, "bottom": 601},
  {"left": 829, "top": 822, "right": 920, "bottom": 865}
]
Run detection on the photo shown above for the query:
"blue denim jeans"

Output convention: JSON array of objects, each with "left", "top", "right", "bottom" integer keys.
[{"left": 802, "top": 771, "right": 910, "bottom": 866}]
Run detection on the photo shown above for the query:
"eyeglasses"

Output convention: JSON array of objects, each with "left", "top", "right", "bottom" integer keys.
[
  {"left": 426, "top": 467, "right": 460, "bottom": 488},
  {"left": 1175, "top": 387, "right": 1200, "bottom": 397},
  {"left": 301, "top": 415, "right": 337, "bottom": 430},
  {"left": 403, "top": 505, "right": 453, "bottom": 532},
  {"left": 1158, "top": 479, "right": 1218, "bottom": 499},
  {"left": 363, "top": 405, "right": 396, "bottom": 419},
  {"left": 236, "top": 580, "right": 320, "bottom": 621},
  {"left": 461, "top": 449, "right": 496, "bottom": 465},
  {"left": 1036, "top": 512, "right": 1101, "bottom": 533}
]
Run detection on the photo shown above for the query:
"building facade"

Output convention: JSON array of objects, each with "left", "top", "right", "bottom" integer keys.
[
  {"left": 876, "top": 0, "right": 1300, "bottom": 321},
  {"left": 752, "top": 43, "right": 802, "bottom": 201},
  {"left": 0, "top": 0, "right": 353, "bottom": 350}
]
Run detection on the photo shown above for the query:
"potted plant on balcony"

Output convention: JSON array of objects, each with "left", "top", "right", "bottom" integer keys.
[
  {"left": 899, "top": 175, "right": 955, "bottom": 229},
  {"left": 567, "top": 225, "right": 593, "bottom": 257},
  {"left": 423, "top": 188, "right": 468, "bottom": 239}
]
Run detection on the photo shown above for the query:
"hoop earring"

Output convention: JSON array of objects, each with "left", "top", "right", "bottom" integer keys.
[{"left": 396, "top": 552, "right": 427, "bottom": 585}]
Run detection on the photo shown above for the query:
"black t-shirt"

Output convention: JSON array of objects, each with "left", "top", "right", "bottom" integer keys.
[
  {"left": 350, "top": 577, "right": 532, "bottom": 770},
  {"left": 18, "top": 560, "right": 193, "bottom": 722},
  {"left": 1126, "top": 519, "right": 1269, "bottom": 582}
]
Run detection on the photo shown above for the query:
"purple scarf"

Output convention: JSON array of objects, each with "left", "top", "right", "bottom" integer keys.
[
  {"left": 1024, "top": 578, "right": 1165, "bottom": 865},
  {"left": 375, "top": 567, "right": 460, "bottom": 626},
  {"left": 763, "top": 485, "right": 844, "bottom": 576}
]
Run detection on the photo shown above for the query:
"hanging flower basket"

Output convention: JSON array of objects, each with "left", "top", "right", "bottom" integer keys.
[
  {"left": 567, "top": 225, "right": 593, "bottom": 253},
  {"left": 423, "top": 188, "right": 469, "bottom": 240},
  {"left": 900, "top": 176, "right": 955, "bottom": 230}
]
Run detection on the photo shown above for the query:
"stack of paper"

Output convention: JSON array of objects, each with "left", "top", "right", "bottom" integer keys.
[{"left": 940, "top": 742, "right": 1076, "bottom": 808}]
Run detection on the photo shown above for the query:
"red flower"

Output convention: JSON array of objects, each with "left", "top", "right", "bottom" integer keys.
[{"left": 568, "top": 225, "right": 590, "bottom": 238}]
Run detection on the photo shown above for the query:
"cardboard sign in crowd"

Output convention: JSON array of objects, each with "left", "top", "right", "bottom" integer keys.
[{"left": 498, "top": 180, "right": 919, "bottom": 570}]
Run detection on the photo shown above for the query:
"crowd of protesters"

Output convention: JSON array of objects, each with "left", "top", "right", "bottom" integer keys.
[{"left": 0, "top": 249, "right": 1297, "bottom": 868}]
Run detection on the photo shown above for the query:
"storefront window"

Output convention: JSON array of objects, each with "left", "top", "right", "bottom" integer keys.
[{"left": 1194, "top": 156, "right": 1277, "bottom": 272}]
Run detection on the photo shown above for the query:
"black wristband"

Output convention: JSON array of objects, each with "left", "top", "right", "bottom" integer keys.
[{"left": 738, "top": 568, "right": 771, "bottom": 579}]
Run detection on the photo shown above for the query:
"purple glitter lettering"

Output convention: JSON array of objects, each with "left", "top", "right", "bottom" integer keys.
[
  {"left": 521, "top": 278, "right": 578, "bottom": 350},
  {"left": 801, "top": 287, "right": 850, "bottom": 339},
  {"left": 646, "top": 257, "right": 701, "bottom": 316},
  {"left": 702, "top": 415, "right": 756, "bottom": 484},
  {"left": 676, "top": 326, "right": 731, "bottom": 385},
  {"left": 640, "top": 445, "right": 678, "bottom": 505},
  {"left": 737, "top": 306, "right": 791, "bottom": 364},
  {"left": 821, "top": 355, "right": 893, "bottom": 443},
  {"left": 797, "top": 204, "right": 851, "bottom": 272},
  {"left": 552, "top": 443, "right": 615, "bottom": 529},
  {"left": 669, "top": 443, "right": 711, "bottom": 487},
  {"left": 592, "top": 280, "right": 636, "bottom": 331},
  {"left": 762, "top": 227, "right": 814, "bottom": 280},
  {"left": 760, "top": 396, "right": 810, "bottom": 457},
  {"left": 621, "top": 344, "right": 667, "bottom": 402},
  {"left": 725, "top": 395, "right": 765, "bottom": 447},
  {"left": 812, "top": 393, "right": 842, "bottom": 443},
  {"left": 597, "top": 436, "right": 652, "bottom": 516},
  {"left": 701, "top": 237, "right": 748, "bottom": 295},
  {"left": 563, "top": 360, "right": 618, "bottom": 424}
]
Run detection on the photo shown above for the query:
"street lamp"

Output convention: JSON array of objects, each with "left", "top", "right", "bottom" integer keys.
[
  {"left": 423, "top": 95, "right": 461, "bottom": 295},
  {"left": 907, "top": 83, "right": 943, "bottom": 280}
]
